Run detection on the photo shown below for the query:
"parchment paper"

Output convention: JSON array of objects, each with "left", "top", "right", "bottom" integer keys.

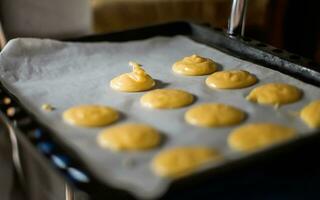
[{"left": 0, "top": 36, "right": 320, "bottom": 199}]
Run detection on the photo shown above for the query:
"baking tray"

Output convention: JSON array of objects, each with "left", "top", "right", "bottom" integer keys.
[{"left": 1, "top": 21, "right": 320, "bottom": 199}]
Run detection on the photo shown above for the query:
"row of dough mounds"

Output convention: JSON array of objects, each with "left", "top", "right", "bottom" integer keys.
[{"left": 60, "top": 55, "right": 320, "bottom": 179}]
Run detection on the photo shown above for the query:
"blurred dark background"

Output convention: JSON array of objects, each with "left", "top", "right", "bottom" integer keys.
[{"left": 92, "top": 0, "right": 320, "bottom": 63}]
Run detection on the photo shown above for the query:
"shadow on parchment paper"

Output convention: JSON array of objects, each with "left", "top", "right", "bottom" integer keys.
[
  {"left": 154, "top": 79, "right": 170, "bottom": 89},
  {"left": 215, "top": 62, "right": 223, "bottom": 72}
]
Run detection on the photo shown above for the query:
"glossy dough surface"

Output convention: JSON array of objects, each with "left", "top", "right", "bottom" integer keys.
[
  {"left": 300, "top": 100, "right": 320, "bottom": 128},
  {"left": 110, "top": 62, "right": 155, "bottom": 92},
  {"left": 246, "top": 83, "right": 302, "bottom": 106},
  {"left": 206, "top": 70, "right": 257, "bottom": 89},
  {"left": 185, "top": 103, "right": 245, "bottom": 127},
  {"left": 97, "top": 123, "right": 161, "bottom": 151},
  {"left": 172, "top": 54, "right": 217, "bottom": 76},
  {"left": 228, "top": 123, "right": 296, "bottom": 152},
  {"left": 151, "top": 147, "right": 221, "bottom": 178},
  {"left": 141, "top": 89, "right": 194, "bottom": 109},
  {"left": 63, "top": 105, "right": 119, "bottom": 127}
]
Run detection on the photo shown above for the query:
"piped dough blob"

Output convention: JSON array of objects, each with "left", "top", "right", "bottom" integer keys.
[
  {"left": 185, "top": 103, "right": 245, "bottom": 127},
  {"left": 63, "top": 105, "right": 119, "bottom": 127},
  {"left": 97, "top": 123, "right": 161, "bottom": 151},
  {"left": 228, "top": 123, "right": 296, "bottom": 152},
  {"left": 151, "top": 147, "right": 222, "bottom": 178},
  {"left": 141, "top": 89, "right": 194, "bottom": 109},
  {"left": 110, "top": 62, "right": 155, "bottom": 92},
  {"left": 206, "top": 70, "right": 257, "bottom": 89},
  {"left": 300, "top": 100, "right": 320, "bottom": 128},
  {"left": 246, "top": 83, "right": 302, "bottom": 106},
  {"left": 172, "top": 54, "right": 217, "bottom": 76}
]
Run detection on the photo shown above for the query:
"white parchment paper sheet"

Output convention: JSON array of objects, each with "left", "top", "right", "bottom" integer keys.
[{"left": 0, "top": 36, "right": 320, "bottom": 199}]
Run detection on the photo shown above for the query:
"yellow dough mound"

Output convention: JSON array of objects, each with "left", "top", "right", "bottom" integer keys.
[
  {"left": 300, "top": 100, "right": 320, "bottom": 128},
  {"left": 246, "top": 83, "right": 302, "bottom": 106},
  {"left": 172, "top": 54, "right": 217, "bottom": 76},
  {"left": 185, "top": 103, "right": 245, "bottom": 127},
  {"left": 228, "top": 123, "right": 296, "bottom": 152},
  {"left": 63, "top": 105, "right": 119, "bottom": 127},
  {"left": 141, "top": 89, "right": 194, "bottom": 109},
  {"left": 97, "top": 123, "right": 161, "bottom": 151},
  {"left": 151, "top": 146, "right": 222, "bottom": 178},
  {"left": 110, "top": 62, "right": 155, "bottom": 92},
  {"left": 206, "top": 70, "right": 257, "bottom": 89}
]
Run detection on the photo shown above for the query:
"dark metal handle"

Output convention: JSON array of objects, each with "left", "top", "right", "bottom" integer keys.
[{"left": 228, "top": 0, "right": 248, "bottom": 36}]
